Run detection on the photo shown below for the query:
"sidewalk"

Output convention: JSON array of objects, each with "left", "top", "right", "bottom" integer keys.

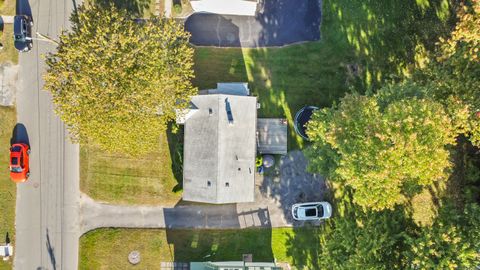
[{"left": 1, "top": 16, "right": 14, "bottom": 24}]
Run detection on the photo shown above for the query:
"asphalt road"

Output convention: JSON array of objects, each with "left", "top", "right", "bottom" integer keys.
[
  {"left": 14, "top": 0, "right": 80, "bottom": 269},
  {"left": 185, "top": 0, "right": 322, "bottom": 47}
]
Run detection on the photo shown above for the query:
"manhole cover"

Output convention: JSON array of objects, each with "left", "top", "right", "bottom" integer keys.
[
  {"left": 33, "top": 182, "right": 39, "bottom": 188},
  {"left": 128, "top": 250, "right": 140, "bottom": 265}
]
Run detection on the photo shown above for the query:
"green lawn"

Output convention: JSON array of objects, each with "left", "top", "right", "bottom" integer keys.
[
  {"left": 0, "top": 107, "right": 17, "bottom": 269},
  {"left": 80, "top": 128, "right": 183, "bottom": 205},
  {"left": 80, "top": 0, "right": 453, "bottom": 203},
  {"left": 193, "top": 0, "right": 452, "bottom": 149},
  {"left": 79, "top": 227, "right": 320, "bottom": 270},
  {"left": 0, "top": 0, "right": 19, "bottom": 64}
]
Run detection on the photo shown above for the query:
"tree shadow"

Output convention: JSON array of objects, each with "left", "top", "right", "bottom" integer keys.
[
  {"left": 320, "top": 0, "right": 455, "bottom": 91},
  {"left": 10, "top": 123, "right": 30, "bottom": 146},
  {"left": 166, "top": 124, "right": 184, "bottom": 193},
  {"left": 93, "top": 0, "right": 151, "bottom": 17},
  {"left": 284, "top": 225, "right": 322, "bottom": 269},
  {"left": 239, "top": 0, "right": 456, "bottom": 150},
  {"left": 447, "top": 136, "right": 480, "bottom": 206}
]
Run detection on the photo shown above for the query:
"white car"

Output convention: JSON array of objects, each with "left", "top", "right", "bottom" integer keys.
[{"left": 291, "top": 202, "right": 332, "bottom": 221}]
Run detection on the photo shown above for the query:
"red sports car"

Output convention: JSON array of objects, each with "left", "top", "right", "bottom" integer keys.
[{"left": 9, "top": 143, "right": 30, "bottom": 183}]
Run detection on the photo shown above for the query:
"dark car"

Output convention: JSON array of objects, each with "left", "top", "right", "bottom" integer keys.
[{"left": 13, "top": 15, "right": 33, "bottom": 52}]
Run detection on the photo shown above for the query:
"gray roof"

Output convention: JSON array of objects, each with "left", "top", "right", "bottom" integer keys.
[
  {"left": 183, "top": 94, "right": 257, "bottom": 204},
  {"left": 199, "top": 82, "right": 250, "bottom": 96},
  {"left": 191, "top": 262, "right": 282, "bottom": 270}
]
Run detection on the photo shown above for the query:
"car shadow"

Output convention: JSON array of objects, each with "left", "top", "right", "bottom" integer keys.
[
  {"left": 10, "top": 123, "right": 30, "bottom": 147},
  {"left": 15, "top": 0, "right": 33, "bottom": 17}
]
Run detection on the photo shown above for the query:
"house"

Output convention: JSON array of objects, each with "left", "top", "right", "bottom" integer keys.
[
  {"left": 190, "top": 0, "right": 259, "bottom": 16},
  {"left": 190, "top": 261, "right": 283, "bottom": 270},
  {"left": 178, "top": 83, "right": 287, "bottom": 204}
]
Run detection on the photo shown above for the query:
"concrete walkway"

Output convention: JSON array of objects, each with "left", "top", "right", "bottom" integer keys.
[
  {"left": 80, "top": 195, "right": 277, "bottom": 233},
  {"left": 165, "top": 0, "right": 172, "bottom": 18},
  {"left": 80, "top": 151, "right": 327, "bottom": 233}
]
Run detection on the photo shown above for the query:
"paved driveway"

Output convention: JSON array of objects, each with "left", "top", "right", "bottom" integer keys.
[
  {"left": 80, "top": 151, "right": 327, "bottom": 232},
  {"left": 184, "top": 0, "right": 322, "bottom": 47}
]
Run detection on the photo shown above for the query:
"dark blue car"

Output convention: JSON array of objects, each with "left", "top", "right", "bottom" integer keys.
[{"left": 13, "top": 15, "right": 33, "bottom": 52}]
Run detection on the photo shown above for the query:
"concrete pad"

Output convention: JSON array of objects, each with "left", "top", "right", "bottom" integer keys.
[{"left": 0, "top": 63, "right": 19, "bottom": 106}]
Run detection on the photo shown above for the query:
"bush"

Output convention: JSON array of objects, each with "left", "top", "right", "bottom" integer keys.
[{"left": 173, "top": 4, "right": 182, "bottom": 14}]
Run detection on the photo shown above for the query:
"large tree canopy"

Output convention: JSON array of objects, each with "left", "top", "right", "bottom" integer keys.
[
  {"left": 305, "top": 83, "right": 458, "bottom": 210},
  {"left": 44, "top": 4, "right": 196, "bottom": 155}
]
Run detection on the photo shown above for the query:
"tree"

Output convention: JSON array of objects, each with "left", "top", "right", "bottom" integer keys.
[
  {"left": 305, "top": 83, "right": 457, "bottom": 210},
  {"left": 404, "top": 203, "right": 480, "bottom": 269},
  {"left": 316, "top": 206, "right": 412, "bottom": 270},
  {"left": 44, "top": 4, "right": 196, "bottom": 155},
  {"left": 418, "top": 0, "right": 480, "bottom": 146}
]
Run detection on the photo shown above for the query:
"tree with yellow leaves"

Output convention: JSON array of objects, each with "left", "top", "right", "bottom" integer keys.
[{"left": 44, "top": 4, "right": 196, "bottom": 155}]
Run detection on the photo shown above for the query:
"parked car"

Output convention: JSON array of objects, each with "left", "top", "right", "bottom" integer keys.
[
  {"left": 13, "top": 15, "right": 34, "bottom": 52},
  {"left": 9, "top": 143, "right": 30, "bottom": 183},
  {"left": 291, "top": 201, "right": 332, "bottom": 221}
]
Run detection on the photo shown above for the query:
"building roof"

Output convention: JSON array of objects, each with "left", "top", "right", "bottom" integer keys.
[
  {"left": 182, "top": 94, "right": 257, "bottom": 204},
  {"left": 190, "top": 0, "right": 258, "bottom": 16},
  {"left": 190, "top": 261, "right": 282, "bottom": 270}
]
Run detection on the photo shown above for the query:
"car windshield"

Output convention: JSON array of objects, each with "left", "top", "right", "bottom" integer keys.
[
  {"left": 305, "top": 207, "right": 317, "bottom": 217},
  {"left": 14, "top": 17, "right": 24, "bottom": 34},
  {"left": 11, "top": 146, "right": 22, "bottom": 152},
  {"left": 11, "top": 166, "right": 22, "bottom": 173},
  {"left": 317, "top": 205, "right": 324, "bottom": 217}
]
